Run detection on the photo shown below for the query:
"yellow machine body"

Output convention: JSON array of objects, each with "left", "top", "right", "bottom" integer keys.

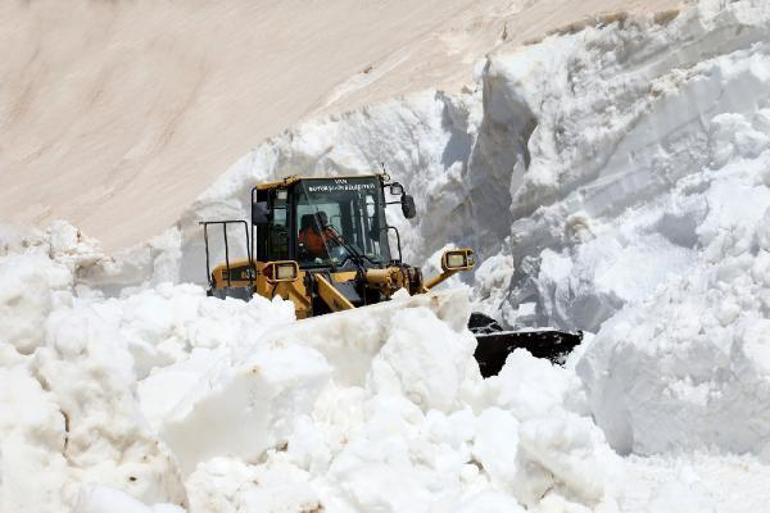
[
  {"left": 202, "top": 174, "right": 476, "bottom": 319},
  {"left": 208, "top": 249, "right": 474, "bottom": 319}
]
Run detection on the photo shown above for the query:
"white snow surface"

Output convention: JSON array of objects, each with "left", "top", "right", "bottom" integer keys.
[{"left": 4, "top": 0, "right": 770, "bottom": 511}]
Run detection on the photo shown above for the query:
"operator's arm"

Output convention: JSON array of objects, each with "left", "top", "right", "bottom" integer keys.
[{"left": 324, "top": 227, "right": 344, "bottom": 245}]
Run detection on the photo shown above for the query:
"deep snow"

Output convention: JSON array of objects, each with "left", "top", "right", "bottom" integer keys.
[{"left": 3, "top": 0, "right": 770, "bottom": 512}]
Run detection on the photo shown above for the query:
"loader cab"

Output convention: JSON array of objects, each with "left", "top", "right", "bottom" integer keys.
[
  {"left": 251, "top": 176, "right": 409, "bottom": 272},
  {"left": 201, "top": 173, "right": 426, "bottom": 317}
]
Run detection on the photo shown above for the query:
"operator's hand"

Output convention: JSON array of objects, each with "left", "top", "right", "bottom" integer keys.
[
  {"left": 324, "top": 225, "right": 344, "bottom": 245},
  {"left": 298, "top": 242, "right": 312, "bottom": 260}
]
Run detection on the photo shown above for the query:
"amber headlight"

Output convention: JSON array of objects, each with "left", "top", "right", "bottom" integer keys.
[
  {"left": 441, "top": 249, "right": 476, "bottom": 272},
  {"left": 447, "top": 253, "right": 466, "bottom": 268},
  {"left": 276, "top": 262, "right": 297, "bottom": 280},
  {"left": 265, "top": 261, "right": 299, "bottom": 283}
]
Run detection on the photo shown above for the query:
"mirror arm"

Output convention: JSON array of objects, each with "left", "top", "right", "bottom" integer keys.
[{"left": 422, "top": 269, "right": 460, "bottom": 291}]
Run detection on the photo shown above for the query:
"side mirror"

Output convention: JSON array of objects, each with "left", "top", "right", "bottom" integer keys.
[
  {"left": 401, "top": 195, "right": 416, "bottom": 219},
  {"left": 389, "top": 182, "right": 404, "bottom": 196},
  {"left": 252, "top": 201, "right": 270, "bottom": 224}
]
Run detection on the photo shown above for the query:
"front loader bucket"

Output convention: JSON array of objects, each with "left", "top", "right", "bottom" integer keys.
[{"left": 469, "top": 313, "right": 583, "bottom": 377}]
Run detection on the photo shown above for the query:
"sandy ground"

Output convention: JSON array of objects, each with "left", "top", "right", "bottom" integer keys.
[{"left": 0, "top": 0, "right": 683, "bottom": 250}]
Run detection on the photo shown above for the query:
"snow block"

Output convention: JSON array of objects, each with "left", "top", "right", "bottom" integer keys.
[
  {"left": 258, "top": 289, "right": 472, "bottom": 388},
  {"left": 160, "top": 345, "right": 330, "bottom": 476}
]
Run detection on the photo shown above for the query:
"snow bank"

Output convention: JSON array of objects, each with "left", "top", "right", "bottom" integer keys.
[
  {"left": 490, "top": 0, "right": 770, "bottom": 464},
  {"left": 0, "top": 224, "right": 635, "bottom": 512},
  {"left": 578, "top": 156, "right": 770, "bottom": 458},
  {"left": 494, "top": 0, "right": 770, "bottom": 333},
  {"left": 444, "top": 0, "right": 770, "bottom": 460},
  {"left": 0, "top": 229, "right": 186, "bottom": 511}
]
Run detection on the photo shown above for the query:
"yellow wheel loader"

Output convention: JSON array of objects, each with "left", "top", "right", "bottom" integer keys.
[{"left": 201, "top": 174, "right": 581, "bottom": 376}]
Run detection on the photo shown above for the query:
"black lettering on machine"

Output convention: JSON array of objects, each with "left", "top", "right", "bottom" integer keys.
[{"left": 308, "top": 182, "right": 377, "bottom": 193}]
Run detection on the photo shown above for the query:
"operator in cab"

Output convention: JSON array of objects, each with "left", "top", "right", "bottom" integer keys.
[{"left": 298, "top": 211, "right": 340, "bottom": 259}]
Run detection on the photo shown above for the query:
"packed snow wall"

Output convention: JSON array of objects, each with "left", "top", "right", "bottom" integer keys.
[{"left": 4, "top": 1, "right": 770, "bottom": 512}]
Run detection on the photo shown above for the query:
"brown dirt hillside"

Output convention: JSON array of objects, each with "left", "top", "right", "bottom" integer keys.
[{"left": 0, "top": 0, "right": 682, "bottom": 250}]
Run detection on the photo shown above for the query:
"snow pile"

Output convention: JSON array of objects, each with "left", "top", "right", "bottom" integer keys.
[
  {"left": 579, "top": 143, "right": 770, "bottom": 458},
  {"left": 4, "top": 224, "right": 769, "bottom": 512},
  {"left": 0, "top": 237, "right": 184, "bottom": 511},
  {"left": 2, "top": 225, "right": 633, "bottom": 512},
  {"left": 0, "top": 225, "right": 294, "bottom": 511},
  {"left": 174, "top": 301, "right": 625, "bottom": 513}
]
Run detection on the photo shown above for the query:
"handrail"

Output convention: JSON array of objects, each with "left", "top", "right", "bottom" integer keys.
[
  {"left": 381, "top": 225, "right": 402, "bottom": 263},
  {"left": 199, "top": 220, "right": 253, "bottom": 288}
]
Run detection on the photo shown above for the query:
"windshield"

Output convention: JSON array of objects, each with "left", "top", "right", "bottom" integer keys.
[{"left": 296, "top": 177, "right": 389, "bottom": 268}]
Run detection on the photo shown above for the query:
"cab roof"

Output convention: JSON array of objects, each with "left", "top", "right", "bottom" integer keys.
[{"left": 255, "top": 174, "right": 385, "bottom": 191}]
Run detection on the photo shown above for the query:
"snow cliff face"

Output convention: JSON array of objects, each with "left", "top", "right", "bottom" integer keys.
[
  {"left": 4, "top": 1, "right": 770, "bottom": 512},
  {"left": 168, "top": 0, "right": 770, "bottom": 334}
]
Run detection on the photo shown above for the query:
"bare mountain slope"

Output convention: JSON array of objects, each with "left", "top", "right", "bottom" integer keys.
[{"left": 0, "top": 0, "right": 680, "bottom": 250}]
